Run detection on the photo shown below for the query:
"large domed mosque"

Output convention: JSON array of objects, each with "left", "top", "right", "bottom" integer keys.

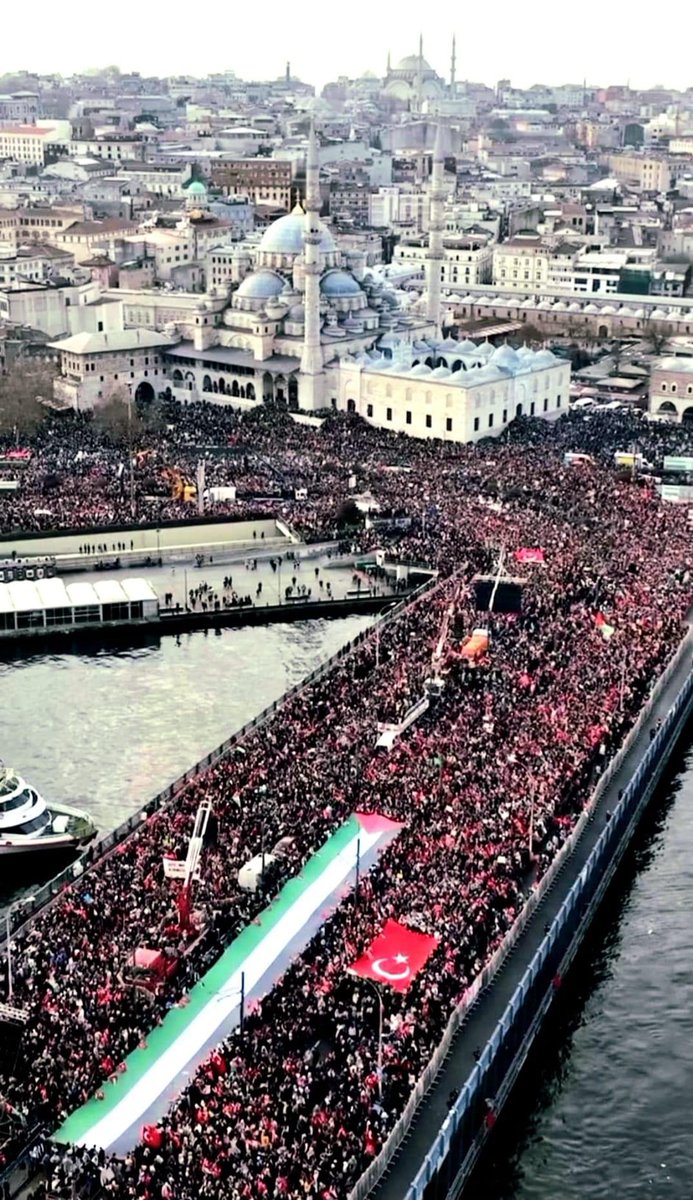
[{"left": 164, "top": 124, "right": 567, "bottom": 443}]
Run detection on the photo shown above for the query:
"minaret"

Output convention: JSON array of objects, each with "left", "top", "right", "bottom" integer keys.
[
  {"left": 416, "top": 34, "right": 424, "bottom": 113},
  {"left": 299, "top": 122, "right": 324, "bottom": 410},
  {"left": 426, "top": 121, "right": 445, "bottom": 335},
  {"left": 386, "top": 49, "right": 391, "bottom": 75},
  {"left": 450, "top": 34, "right": 456, "bottom": 93}
]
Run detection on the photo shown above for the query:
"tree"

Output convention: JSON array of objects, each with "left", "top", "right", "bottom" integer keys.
[
  {"left": 92, "top": 387, "right": 144, "bottom": 446},
  {"left": 0, "top": 363, "right": 53, "bottom": 438},
  {"left": 335, "top": 498, "right": 364, "bottom": 528},
  {"left": 643, "top": 320, "right": 673, "bottom": 356},
  {"left": 512, "top": 322, "right": 544, "bottom": 348}
]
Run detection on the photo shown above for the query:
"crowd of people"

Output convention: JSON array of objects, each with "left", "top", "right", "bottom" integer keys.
[{"left": 2, "top": 400, "right": 693, "bottom": 1199}]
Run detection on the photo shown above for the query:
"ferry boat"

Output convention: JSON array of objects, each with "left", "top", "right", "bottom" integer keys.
[{"left": 0, "top": 765, "right": 95, "bottom": 857}]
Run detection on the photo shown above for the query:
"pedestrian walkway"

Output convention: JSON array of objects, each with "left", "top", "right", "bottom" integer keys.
[{"left": 53, "top": 812, "right": 401, "bottom": 1156}]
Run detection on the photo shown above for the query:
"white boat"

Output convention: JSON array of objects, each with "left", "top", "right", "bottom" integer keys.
[{"left": 0, "top": 766, "right": 95, "bottom": 857}]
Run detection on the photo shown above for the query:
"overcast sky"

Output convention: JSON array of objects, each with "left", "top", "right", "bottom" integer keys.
[{"left": 2, "top": 0, "right": 691, "bottom": 93}]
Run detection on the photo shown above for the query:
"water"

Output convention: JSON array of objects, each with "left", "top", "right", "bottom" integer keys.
[
  {"left": 473, "top": 736, "right": 693, "bottom": 1200},
  {"left": 5, "top": 619, "right": 693, "bottom": 1196},
  {"left": 0, "top": 615, "right": 372, "bottom": 835}
]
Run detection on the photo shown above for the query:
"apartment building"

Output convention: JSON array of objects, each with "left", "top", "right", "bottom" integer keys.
[{"left": 210, "top": 159, "right": 293, "bottom": 210}]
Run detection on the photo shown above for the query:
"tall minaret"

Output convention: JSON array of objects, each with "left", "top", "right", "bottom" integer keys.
[
  {"left": 386, "top": 49, "right": 391, "bottom": 75},
  {"left": 299, "top": 122, "right": 324, "bottom": 410},
  {"left": 416, "top": 34, "right": 424, "bottom": 113},
  {"left": 450, "top": 34, "right": 456, "bottom": 93},
  {"left": 426, "top": 121, "right": 445, "bottom": 335}
]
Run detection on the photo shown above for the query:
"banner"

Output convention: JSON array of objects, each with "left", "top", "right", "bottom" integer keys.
[
  {"left": 348, "top": 919, "right": 439, "bottom": 993},
  {"left": 162, "top": 857, "right": 187, "bottom": 879}
]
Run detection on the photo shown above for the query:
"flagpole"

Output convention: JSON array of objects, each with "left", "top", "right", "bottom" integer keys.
[
  {"left": 528, "top": 783, "right": 535, "bottom": 859},
  {"left": 354, "top": 835, "right": 361, "bottom": 908},
  {"left": 240, "top": 969, "right": 245, "bottom": 1038}
]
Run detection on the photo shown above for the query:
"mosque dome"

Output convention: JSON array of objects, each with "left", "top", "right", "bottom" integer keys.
[
  {"left": 259, "top": 204, "right": 336, "bottom": 257},
  {"left": 236, "top": 269, "right": 286, "bottom": 300},
  {"left": 533, "top": 350, "right": 557, "bottom": 367},
  {"left": 491, "top": 344, "right": 520, "bottom": 370},
  {"left": 395, "top": 54, "right": 433, "bottom": 72},
  {"left": 320, "top": 269, "right": 363, "bottom": 297},
  {"left": 186, "top": 179, "right": 207, "bottom": 196}
]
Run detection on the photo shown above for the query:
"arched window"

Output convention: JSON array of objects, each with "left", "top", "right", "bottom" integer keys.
[
  {"left": 246, "top": 383, "right": 255, "bottom": 400},
  {"left": 682, "top": 406, "right": 693, "bottom": 424},
  {"left": 516, "top": 403, "right": 523, "bottom": 418},
  {"left": 347, "top": 398, "right": 356, "bottom": 413},
  {"left": 172, "top": 368, "right": 183, "bottom": 385},
  {"left": 657, "top": 401, "right": 677, "bottom": 414},
  {"left": 451, "top": 360, "right": 462, "bottom": 373},
  {"left": 202, "top": 375, "right": 212, "bottom": 392},
  {"left": 231, "top": 380, "right": 239, "bottom": 396}
]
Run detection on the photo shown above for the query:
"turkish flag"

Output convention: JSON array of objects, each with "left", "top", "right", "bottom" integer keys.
[
  {"left": 515, "top": 548, "right": 545, "bottom": 564},
  {"left": 348, "top": 919, "right": 439, "bottom": 993}
]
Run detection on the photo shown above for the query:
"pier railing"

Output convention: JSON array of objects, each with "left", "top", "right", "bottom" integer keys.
[
  {"left": 348, "top": 627, "right": 693, "bottom": 1200},
  {"left": 5, "top": 576, "right": 437, "bottom": 939}
]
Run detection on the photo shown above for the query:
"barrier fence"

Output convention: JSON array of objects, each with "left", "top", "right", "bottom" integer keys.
[
  {"left": 348, "top": 628, "right": 693, "bottom": 1200},
  {"left": 401, "top": 634, "right": 693, "bottom": 1200},
  {"left": 4, "top": 575, "right": 437, "bottom": 942}
]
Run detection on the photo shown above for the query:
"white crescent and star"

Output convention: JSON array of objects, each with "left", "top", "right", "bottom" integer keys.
[{"left": 372, "top": 953, "right": 410, "bottom": 981}]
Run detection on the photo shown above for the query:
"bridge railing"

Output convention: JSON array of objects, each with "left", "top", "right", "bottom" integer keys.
[
  {"left": 5, "top": 577, "right": 437, "bottom": 940},
  {"left": 348, "top": 628, "right": 693, "bottom": 1200}
]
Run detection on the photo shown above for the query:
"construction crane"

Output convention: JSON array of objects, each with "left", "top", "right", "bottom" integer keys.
[
  {"left": 177, "top": 799, "right": 212, "bottom": 933},
  {"left": 426, "top": 578, "right": 465, "bottom": 697}
]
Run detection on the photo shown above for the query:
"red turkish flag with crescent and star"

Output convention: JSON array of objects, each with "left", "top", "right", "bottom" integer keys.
[{"left": 348, "top": 919, "right": 439, "bottom": 993}]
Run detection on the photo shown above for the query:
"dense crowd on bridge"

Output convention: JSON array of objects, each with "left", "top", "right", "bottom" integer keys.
[{"left": 2, "top": 401, "right": 693, "bottom": 1200}]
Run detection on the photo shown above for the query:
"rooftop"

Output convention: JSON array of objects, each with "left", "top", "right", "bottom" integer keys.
[{"left": 49, "top": 329, "right": 177, "bottom": 355}]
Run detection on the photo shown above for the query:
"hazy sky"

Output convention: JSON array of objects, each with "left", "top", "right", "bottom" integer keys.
[{"left": 3, "top": 0, "right": 692, "bottom": 93}]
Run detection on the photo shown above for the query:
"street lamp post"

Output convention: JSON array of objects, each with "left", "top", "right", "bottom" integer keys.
[
  {"left": 126, "top": 387, "right": 136, "bottom": 519},
  {"left": 5, "top": 903, "right": 16, "bottom": 1002}
]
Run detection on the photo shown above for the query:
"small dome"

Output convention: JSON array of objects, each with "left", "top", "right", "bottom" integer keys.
[
  {"left": 186, "top": 179, "right": 207, "bottom": 195},
  {"left": 236, "top": 269, "right": 286, "bottom": 300},
  {"left": 430, "top": 365, "right": 452, "bottom": 378},
  {"left": 533, "top": 350, "right": 557, "bottom": 367},
  {"left": 491, "top": 344, "right": 520, "bottom": 370},
  {"left": 259, "top": 204, "right": 335, "bottom": 256},
  {"left": 288, "top": 303, "right": 305, "bottom": 321},
  {"left": 409, "top": 363, "right": 433, "bottom": 377},
  {"left": 320, "top": 269, "right": 363, "bottom": 297}
]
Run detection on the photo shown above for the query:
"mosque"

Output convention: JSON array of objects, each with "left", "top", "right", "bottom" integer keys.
[
  {"left": 381, "top": 38, "right": 446, "bottom": 108},
  {"left": 164, "top": 122, "right": 569, "bottom": 443}
]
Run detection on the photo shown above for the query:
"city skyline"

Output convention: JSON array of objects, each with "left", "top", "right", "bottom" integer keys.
[{"left": 2, "top": 0, "right": 692, "bottom": 93}]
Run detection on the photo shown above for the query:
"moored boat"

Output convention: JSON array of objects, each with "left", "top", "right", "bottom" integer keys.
[{"left": 0, "top": 765, "right": 95, "bottom": 857}]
